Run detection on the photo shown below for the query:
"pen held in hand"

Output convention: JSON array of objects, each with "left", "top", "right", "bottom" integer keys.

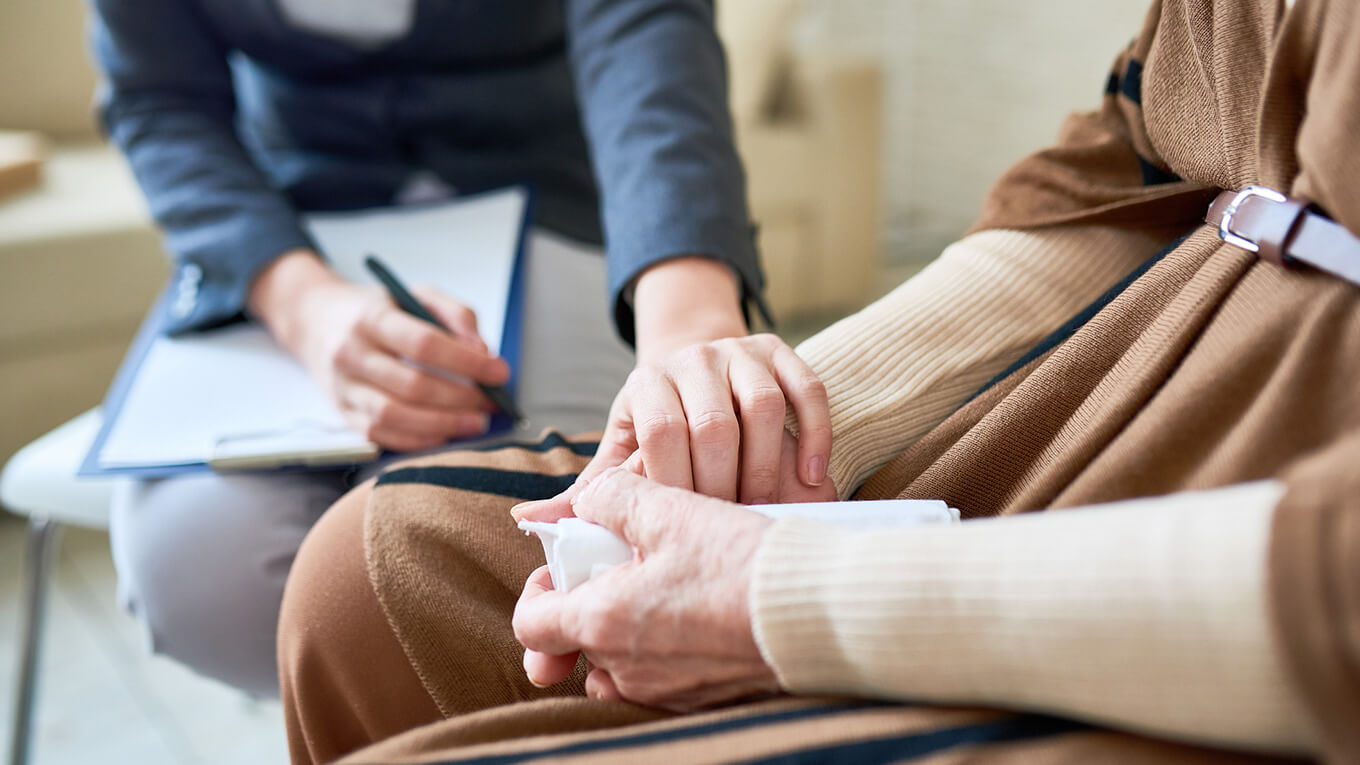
[{"left": 364, "top": 254, "right": 526, "bottom": 426}]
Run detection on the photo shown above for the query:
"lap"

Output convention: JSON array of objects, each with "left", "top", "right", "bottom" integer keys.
[
  {"left": 288, "top": 432, "right": 1296, "bottom": 765},
  {"left": 362, "top": 430, "right": 602, "bottom": 714},
  {"left": 342, "top": 696, "right": 1285, "bottom": 765},
  {"left": 281, "top": 430, "right": 603, "bottom": 762}
]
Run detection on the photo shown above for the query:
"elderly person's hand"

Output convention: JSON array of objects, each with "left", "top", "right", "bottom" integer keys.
[{"left": 511, "top": 468, "right": 786, "bottom": 711}]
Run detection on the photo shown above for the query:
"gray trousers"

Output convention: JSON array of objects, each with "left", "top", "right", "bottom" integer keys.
[{"left": 110, "top": 231, "right": 634, "bottom": 696}]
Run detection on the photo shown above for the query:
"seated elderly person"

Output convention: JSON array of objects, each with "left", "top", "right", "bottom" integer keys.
[{"left": 277, "top": 0, "right": 1360, "bottom": 762}]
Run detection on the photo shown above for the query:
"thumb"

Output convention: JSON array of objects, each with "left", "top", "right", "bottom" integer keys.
[
  {"left": 570, "top": 467, "right": 680, "bottom": 552},
  {"left": 510, "top": 492, "right": 576, "bottom": 523}
]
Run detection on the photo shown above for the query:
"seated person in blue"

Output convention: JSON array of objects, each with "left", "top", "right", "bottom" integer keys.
[{"left": 91, "top": 0, "right": 828, "bottom": 696}]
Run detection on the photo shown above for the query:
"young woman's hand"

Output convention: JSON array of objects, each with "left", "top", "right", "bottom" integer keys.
[
  {"left": 587, "top": 334, "right": 832, "bottom": 504},
  {"left": 250, "top": 250, "right": 510, "bottom": 451},
  {"left": 583, "top": 256, "right": 833, "bottom": 504}
]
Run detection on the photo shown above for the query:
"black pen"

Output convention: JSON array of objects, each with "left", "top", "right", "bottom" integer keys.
[{"left": 364, "top": 254, "right": 525, "bottom": 426}]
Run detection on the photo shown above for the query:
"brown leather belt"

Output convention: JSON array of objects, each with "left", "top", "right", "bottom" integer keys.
[{"left": 1205, "top": 186, "right": 1360, "bottom": 287}]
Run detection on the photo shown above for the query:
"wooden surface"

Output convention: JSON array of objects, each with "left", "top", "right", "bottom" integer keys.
[{"left": 0, "top": 131, "right": 45, "bottom": 200}]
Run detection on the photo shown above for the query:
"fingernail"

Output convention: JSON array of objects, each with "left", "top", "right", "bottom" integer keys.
[
  {"left": 510, "top": 500, "right": 542, "bottom": 520},
  {"left": 528, "top": 677, "right": 550, "bottom": 689},
  {"left": 465, "top": 414, "right": 491, "bottom": 434},
  {"left": 807, "top": 456, "right": 826, "bottom": 486},
  {"left": 750, "top": 497, "right": 771, "bottom": 507}
]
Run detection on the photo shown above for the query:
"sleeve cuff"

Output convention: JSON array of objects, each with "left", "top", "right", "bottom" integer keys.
[
  {"left": 608, "top": 220, "right": 767, "bottom": 346},
  {"left": 160, "top": 217, "right": 315, "bottom": 335}
]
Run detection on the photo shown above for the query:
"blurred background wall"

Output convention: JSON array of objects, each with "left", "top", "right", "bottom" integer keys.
[{"left": 794, "top": 0, "right": 1150, "bottom": 264}]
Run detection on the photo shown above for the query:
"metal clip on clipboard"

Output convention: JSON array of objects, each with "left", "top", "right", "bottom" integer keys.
[{"left": 208, "top": 421, "right": 379, "bottom": 471}]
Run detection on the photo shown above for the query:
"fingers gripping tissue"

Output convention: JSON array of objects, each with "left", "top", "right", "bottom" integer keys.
[
  {"left": 519, "top": 499, "right": 961, "bottom": 593},
  {"left": 517, "top": 518, "right": 635, "bottom": 593}
]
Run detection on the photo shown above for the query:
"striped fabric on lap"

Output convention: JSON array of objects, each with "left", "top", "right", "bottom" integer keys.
[{"left": 375, "top": 432, "right": 599, "bottom": 499}]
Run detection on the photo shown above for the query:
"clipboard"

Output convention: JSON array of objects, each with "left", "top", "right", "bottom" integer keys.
[{"left": 79, "top": 186, "right": 533, "bottom": 477}]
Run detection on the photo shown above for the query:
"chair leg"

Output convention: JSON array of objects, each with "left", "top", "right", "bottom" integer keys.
[{"left": 8, "top": 516, "right": 61, "bottom": 765}]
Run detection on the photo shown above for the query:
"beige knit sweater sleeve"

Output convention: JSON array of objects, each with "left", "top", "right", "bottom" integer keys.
[
  {"left": 791, "top": 225, "right": 1167, "bottom": 498},
  {"left": 749, "top": 481, "right": 1317, "bottom": 755}
]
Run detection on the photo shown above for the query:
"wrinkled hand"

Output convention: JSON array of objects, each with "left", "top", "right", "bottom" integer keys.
[
  {"left": 251, "top": 253, "right": 510, "bottom": 451},
  {"left": 512, "top": 468, "right": 780, "bottom": 711},
  {"left": 585, "top": 334, "right": 832, "bottom": 504}
]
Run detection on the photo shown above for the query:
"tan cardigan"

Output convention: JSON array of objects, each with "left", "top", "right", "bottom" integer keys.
[{"left": 755, "top": 0, "right": 1360, "bottom": 759}]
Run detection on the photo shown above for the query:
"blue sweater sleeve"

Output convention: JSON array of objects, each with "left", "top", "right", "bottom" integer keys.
[
  {"left": 565, "top": 0, "right": 771, "bottom": 345},
  {"left": 91, "top": 0, "right": 315, "bottom": 334}
]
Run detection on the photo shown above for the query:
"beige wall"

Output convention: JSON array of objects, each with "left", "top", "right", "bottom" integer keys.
[
  {"left": 793, "top": 0, "right": 1150, "bottom": 263},
  {"left": 0, "top": 1, "right": 100, "bottom": 139}
]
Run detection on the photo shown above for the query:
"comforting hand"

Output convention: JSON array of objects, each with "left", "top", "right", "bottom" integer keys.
[
  {"left": 584, "top": 333, "right": 832, "bottom": 504},
  {"left": 250, "top": 250, "right": 510, "bottom": 451},
  {"left": 512, "top": 468, "right": 780, "bottom": 711},
  {"left": 594, "top": 255, "right": 833, "bottom": 505}
]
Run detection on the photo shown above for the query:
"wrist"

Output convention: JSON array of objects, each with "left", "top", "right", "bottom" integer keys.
[
  {"left": 247, "top": 249, "right": 342, "bottom": 352},
  {"left": 633, "top": 256, "right": 746, "bottom": 365}
]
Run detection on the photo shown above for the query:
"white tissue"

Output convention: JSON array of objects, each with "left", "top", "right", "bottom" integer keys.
[
  {"left": 519, "top": 499, "right": 960, "bottom": 593},
  {"left": 518, "top": 517, "right": 635, "bottom": 593}
]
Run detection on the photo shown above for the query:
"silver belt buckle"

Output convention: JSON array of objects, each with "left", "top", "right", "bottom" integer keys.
[{"left": 1218, "top": 185, "right": 1286, "bottom": 253}]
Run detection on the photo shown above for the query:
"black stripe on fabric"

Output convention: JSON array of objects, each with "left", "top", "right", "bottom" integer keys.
[
  {"left": 376, "top": 467, "right": 577, "bottom": 500},
  {"left": 430, "top": 702, "right": 885, "bottom": 765},
  {"left": 966, "top": 231, "right": 1193, "bottom": 404},
  {"left": 458, "top": 432, "right": 598, "bottom": 457},
  {"left": 1120, "top": 57, "right": 1144, "bottom": 104},
  {"left": 1139, "top": 156, "right": 1182, "bottom": 186},
  {"left": 1104, "top": 70, "right": 1120, "bottom": 96},
  {"left": 742, "top": 714, "right": 1088, "bottom": 765}
]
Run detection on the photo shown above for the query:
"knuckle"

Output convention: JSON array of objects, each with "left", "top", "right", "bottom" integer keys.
[
  {"left": 679, "top": 343, "right": 719, "bottom": 367},
  {"left": 740, "top": 385, "right": 786, "bottom": 417},
  {"left": 751, "top": 332, "right": 782, "bottom": 349},
  {"left": 796, "top": 375, "right": 827, "bottom": 401},
  {"left": 330, "top": 339, "right": 356, "bottom": 370},
  {"left": 411, "top": 331, "right": 443, "bottom": 361},
  {"left": 636, "top": 413, "right": 686, "bottom": 448},
  {"left": 623, "top": 366, "right": 660, "bottom": 391},
  {"left": 396, "top": 370, "right": 430, "bottom": 401},
  {"left": 689, "top": 410, "right": 738, "bottom": 445}
]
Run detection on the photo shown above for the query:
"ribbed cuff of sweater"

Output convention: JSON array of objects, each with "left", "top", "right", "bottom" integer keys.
[
  {"left": 749, "top": 482, "right": 1315, "bottom": 755},
  {"left": 788, "top": 226, "right": 1167, "bottom": 498}
]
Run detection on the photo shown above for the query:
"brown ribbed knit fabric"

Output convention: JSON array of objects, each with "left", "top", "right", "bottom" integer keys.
[{"left": 362, "top": 435, "right": 600, "bottom": 717}]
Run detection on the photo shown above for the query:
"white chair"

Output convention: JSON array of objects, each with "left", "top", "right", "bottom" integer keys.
[{"left": 2, "top": 410, "right": 114, "bottom": 765}]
